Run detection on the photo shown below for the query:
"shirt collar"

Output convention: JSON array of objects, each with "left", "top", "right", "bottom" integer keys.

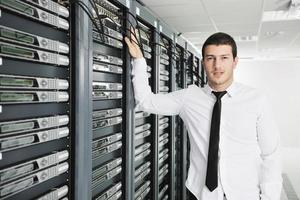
[{"left": 203, "top": 81, "right": 237, "bottom": 98}]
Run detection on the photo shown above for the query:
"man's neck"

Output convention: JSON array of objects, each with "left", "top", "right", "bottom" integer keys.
[{"left": 208, "top": 79, "right": 233, "bottom": 92}]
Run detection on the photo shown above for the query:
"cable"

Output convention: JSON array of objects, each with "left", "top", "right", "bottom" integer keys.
[
  {"left": 71, "top": 0, "right": 188, "bottom": 64},
  {"left": 89, "top": 0, "right": 106, "bottom": 41},
  {"left": 123, "top": 10, "right": 181, "bottom": 61},
  {"left": 70, "top": 0, "right": 128, "bottom": 43},
  {"left": 70, "top": 0, "right": 108, "bottom": 41}
]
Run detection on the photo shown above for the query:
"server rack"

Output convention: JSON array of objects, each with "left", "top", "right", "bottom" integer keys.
[
  {"left": 0, "top": 1, "right": 204, "bottom": 199},
  {"left": 200, "top": 62, "right": 207, "bottom": 87},
  {"left": 0, "top": 0, "right": 71, "bottom": 199},
  {"left": 174, "top": 43, "right": 187, "bottom": 200},
  {"left": 88, "top": 1, "right": 130, "bottom": 199},
  {"left": 193, "top": 56, "right": 201, "bottom": 86},
  {"left": 185, "top": 51, "right": 193, "bottom": 86},
  {"left": 134, "top": 5, "right": 157, "bottom": 200},
  {"left": 157, "top": 34, "right": 171, "bottom": 200},
  {"left": 73, "top": 0, "right": 93, "bottom": 199}
]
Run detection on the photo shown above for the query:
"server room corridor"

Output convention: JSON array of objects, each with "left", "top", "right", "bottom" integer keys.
[{"left": 0, "top": 0, "right": 300, "bottom": 200}]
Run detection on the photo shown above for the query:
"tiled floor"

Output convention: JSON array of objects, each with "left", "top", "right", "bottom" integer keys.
[
  {"left": 280, "top": 147, "right": 300, "bottom": 200},
  {"left": 282, "top": 174, "right": 299, "bottom": 200}
]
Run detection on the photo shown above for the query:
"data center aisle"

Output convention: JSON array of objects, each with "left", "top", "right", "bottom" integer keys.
[{"left": 0, "top": 0, "right": 204, "bottom": 200}]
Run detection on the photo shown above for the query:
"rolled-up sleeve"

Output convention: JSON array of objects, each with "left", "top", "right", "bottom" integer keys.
[
  {"left": 131, "top": 58, "right": 187, "bottom": 116},
  {"left": 257, "top": 95, "right": 282, "bottom": 200}
]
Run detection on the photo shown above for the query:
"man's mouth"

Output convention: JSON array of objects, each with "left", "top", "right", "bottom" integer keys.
[{"left": 213, "top": 72, "right": 224, "bottom": 76}]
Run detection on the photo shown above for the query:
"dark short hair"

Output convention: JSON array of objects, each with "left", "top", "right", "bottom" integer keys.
[{"left": 202, "top": 32, "right": 237, "bottom": 58}]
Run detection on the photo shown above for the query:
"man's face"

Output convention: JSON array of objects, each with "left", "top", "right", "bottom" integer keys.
[{"left": 202, "top": 44, "right": 238, "bottom": 88}]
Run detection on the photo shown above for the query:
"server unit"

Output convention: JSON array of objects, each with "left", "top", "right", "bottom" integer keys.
[{"left": 0, "top": 0, "right": 71, "bottom": 199}]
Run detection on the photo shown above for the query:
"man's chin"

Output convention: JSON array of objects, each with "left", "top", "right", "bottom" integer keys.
[{"left": 210, "top": 79, "right": 224, "bottom": 85}]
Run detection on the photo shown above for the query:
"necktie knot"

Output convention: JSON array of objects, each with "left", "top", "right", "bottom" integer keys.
[{"left": 212, "top": 91, "right": 227, "bottom": 100}]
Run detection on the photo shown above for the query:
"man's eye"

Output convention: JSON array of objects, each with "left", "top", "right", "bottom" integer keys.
[{"left": 222, "top": 57, "right": 228, "bottom": 59}]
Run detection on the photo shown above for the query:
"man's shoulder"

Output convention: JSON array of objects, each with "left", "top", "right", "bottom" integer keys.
[
  {"left": 235, "top": 82, "right": 264, "bottom": 97},
  {"left": 185, "top": 84, "right": 207, "bottom": 97},
  {"left": 234, "top": 82, "right": 269, "bottom": 109}
]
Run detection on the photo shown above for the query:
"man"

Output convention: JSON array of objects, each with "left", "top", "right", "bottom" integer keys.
[{"left": 125, "top": 31, "right": 282, "bottom": 200}]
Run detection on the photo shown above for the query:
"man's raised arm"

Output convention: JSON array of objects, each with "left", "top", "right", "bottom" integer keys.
[{"left": 125, "top": 28, "right": 187, "bottom": 116}]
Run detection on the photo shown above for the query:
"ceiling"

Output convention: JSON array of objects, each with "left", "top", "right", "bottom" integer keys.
[{"left": 140, "top": 0, "right": 300, "bottom": 60}]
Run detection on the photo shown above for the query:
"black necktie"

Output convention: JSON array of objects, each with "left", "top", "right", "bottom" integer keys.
[{"left": 205, "top": 91, "right": 227, "bottom": 192}]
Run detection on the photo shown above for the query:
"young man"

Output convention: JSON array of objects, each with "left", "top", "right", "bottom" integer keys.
[{"left": 125, "top": 31, "right": 282, "bottom": 200}]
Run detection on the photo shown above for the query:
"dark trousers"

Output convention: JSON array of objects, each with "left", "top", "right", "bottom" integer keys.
[
  {"left": 187, "top": 189, "right": 227, "bottom": 200},
  {"left": 187, "top": 189, "right": 198, "bottom": 200}
]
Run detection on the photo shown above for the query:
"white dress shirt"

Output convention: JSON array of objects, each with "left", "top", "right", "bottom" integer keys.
[{"left": 131, "top": 58, "right": 282, "bottom": 200}]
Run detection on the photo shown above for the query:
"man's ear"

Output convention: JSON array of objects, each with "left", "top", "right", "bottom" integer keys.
[{"left": 233, "top": 56, "right": 239, "bottom": 69}]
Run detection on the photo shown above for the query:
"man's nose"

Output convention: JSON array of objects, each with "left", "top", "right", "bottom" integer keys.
[{"left": 213, "top": 58, "right": 222, "bottom": 69}]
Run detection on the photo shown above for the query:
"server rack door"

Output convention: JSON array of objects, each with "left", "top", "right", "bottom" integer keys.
[{"left": 0, "top": 0, "right": 72, "bottom": 199}]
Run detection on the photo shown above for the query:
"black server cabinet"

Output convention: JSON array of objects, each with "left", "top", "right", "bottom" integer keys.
[
  {"left": 174, "top": 44, "right": 187, "bottom": 200},
  {"left": 133, "top": 2, "right": 160, "bottom": 199},
  {"left": 134, "top": 18, "right": 156, "bottom": 200},
  {"left": 193, "top": 56, "right": 201, "bottom": 86},
  {"left": 157, "top": 33, "right": 174, "bottom": 200},
  {"left": 200, "top": 62, "right": 207, "bottom": 87},
  {"left": 88, "top": 1, "right": 129, "bottom": 199},
  {"left": 0, "top": 0, "right": 202, "bottom": 199},
  {"left": 0, "top": 0, "right": 72, "bottom": 200},
  {"left": 182, "top": 46, "right": 194, "bottom": 200},
  {"left": 185, "top": 51, "right": 193, "bottom": 86}
]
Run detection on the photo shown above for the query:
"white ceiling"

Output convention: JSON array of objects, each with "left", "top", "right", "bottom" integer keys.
[{"left": 141, "top": 0, "right": 300, "bottom": 60}]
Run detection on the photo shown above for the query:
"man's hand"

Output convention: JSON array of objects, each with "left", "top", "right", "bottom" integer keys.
[{"left": 124, "top": 27, "right": 144, "bottom": 59}]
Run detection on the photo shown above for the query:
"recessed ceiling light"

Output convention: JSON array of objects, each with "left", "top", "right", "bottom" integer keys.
[
  {"left": 262, "top": 10, "right": 300, "bottom": 21},
  {"left": 234, "top": 35, "right": 258, "bottom": 42},
  {"left": 264, "top": 31, "right": 284, "bottom": 37}
]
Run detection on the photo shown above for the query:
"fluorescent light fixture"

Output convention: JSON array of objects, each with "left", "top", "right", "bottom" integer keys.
[
  {"left": 262, "top": 9, "right": 300, "bottom": 21},
  {"left": 235, "top": 35, "right": 258, "bottom": 42},
  {"left": 264, "top": 31, "right": 284, "bottom": 37}
]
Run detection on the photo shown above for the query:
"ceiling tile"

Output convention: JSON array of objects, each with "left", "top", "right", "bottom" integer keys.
[
  {"left": 217, "top": 23, "right": 260, "bottom": 35},
  {"left": 259, "top": 20, "right": 300, "bottom": 38},
  {"left": 258, "top": 31, "right": 299, "bottom": 49},
  {"left": 169, "top": 24, "right": 216, "bottom": 33},
  {"left": 141, "top": 0, "right": 300, "bottom": 59},
  {"left": 202, "top": 0, "right": 262, "bottom": 15},
  {"left": 163, "top": 15, "right": 211, "bottom": 25},
  {"left": 210, "top": 10, "right": 262, "bottom": 24},
  {"left": 264, "top": 0, "right": 292, "bottom": 11},
  {"left": 150, "top": 3, "right": 206, "bottom": 18}
]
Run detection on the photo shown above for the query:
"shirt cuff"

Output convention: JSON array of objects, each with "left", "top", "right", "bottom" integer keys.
[{"left": 260, "top": 182, "right": 282, "bottom": 200}]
